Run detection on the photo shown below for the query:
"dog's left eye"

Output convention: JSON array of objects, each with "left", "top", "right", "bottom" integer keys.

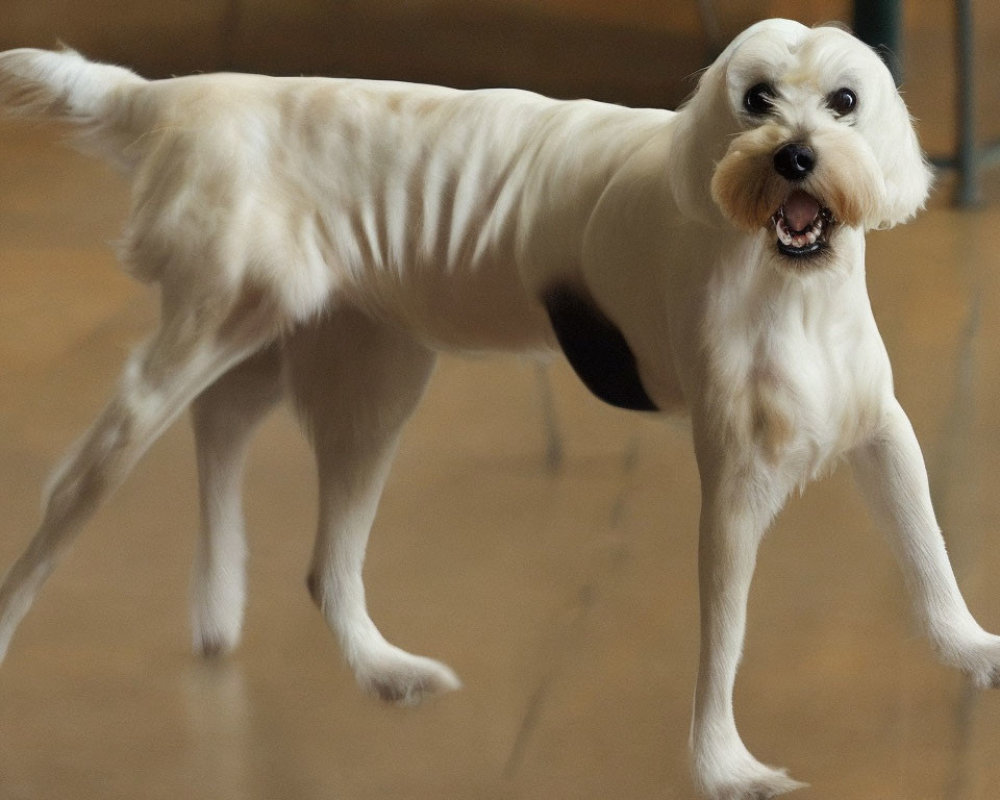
[{"left": 827, "top": 87, "right": 857, "bottom": 116}]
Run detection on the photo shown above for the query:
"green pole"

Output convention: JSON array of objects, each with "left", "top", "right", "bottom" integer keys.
[{"left": 853, "top": 0, "right": 903, "bottom": 84}]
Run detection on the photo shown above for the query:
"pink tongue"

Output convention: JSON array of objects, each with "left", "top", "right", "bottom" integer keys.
[{"left": 782, "top": 191, "right": 821, "bottom": 233}]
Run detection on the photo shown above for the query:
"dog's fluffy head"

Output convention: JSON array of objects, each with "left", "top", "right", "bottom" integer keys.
[{"left": 669, "top": 19, "right": 932, "bottom": 262}]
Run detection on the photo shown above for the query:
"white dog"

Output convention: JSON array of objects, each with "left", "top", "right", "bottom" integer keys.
[{"left": 0, "top": 18, "right": 995, "bottom": 799}]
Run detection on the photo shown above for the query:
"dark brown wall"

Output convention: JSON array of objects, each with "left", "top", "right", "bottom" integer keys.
[{"left": 0, "top": 1, "right": 850, "bottom": 108}]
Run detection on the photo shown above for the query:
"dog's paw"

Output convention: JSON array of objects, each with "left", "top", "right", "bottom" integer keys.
[
  {"left": 354, "top": 645, "right": 462, "bottom": 707},
  {"left": 193, "top": 625, "right": 240, "bottom": 659},
  {"left": 192, "top": 613, "right": 242, "bottom": 658},
  {"left": 964, "top": 657, "right": 1000, "bottom": 691},
  {"left": 190, "top": 590, "right": 244, "bottom": 658},
  {"left": 963, "top": 642, "right": 1000, "bottom": 690},
  {"left": 708, "top": 769, "right": 807, "bottom": 800},
  {"left": 936, "top": 629, "right": 1000, "bottom": 689},
  {"left": 695, "top": 749, "right": 806, "bottom": 800}
]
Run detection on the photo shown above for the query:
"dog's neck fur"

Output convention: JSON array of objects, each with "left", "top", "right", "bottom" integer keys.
[{"left": 693, "top": 231, "right": 886, "bottom": 476}]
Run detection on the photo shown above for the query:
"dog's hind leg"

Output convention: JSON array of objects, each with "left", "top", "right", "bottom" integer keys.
[
  {"left": 189, "top": 343, "right": 284, "bottom": 657},
  {"left": 0, "top": 287, "right": 282, "bottom": 664},
  {"left": 286, "top": 306, "right": 460, "bottom": 706}
]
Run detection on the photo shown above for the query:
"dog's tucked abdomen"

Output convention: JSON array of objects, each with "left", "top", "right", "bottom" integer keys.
[{"left": 543, "top": 284, "right": 658, "bottom": 411}]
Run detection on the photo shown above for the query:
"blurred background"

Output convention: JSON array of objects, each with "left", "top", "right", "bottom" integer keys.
[{"left": 3, "top": 1, "right": 1000, "bottom": 798}]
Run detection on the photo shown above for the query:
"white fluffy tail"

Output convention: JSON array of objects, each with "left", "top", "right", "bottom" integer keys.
[{"left": 0, "top": 48, "right": 147, "bottom": 168}]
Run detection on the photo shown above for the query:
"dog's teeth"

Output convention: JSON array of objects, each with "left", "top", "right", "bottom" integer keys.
[
  {"left": 776, "top": 219, "right": 794, "bottom": 246},
  {"left": 774, "top": 206, "right": 830, "bottom": 253}
]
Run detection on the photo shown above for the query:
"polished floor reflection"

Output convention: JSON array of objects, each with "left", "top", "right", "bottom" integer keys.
[{"left": 4, "top": 63, "right": 1000, "bottom": 800}]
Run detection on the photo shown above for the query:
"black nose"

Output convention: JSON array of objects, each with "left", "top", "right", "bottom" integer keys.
[{"left": 773, "top": 143, "right": 815, "bottom": 181}]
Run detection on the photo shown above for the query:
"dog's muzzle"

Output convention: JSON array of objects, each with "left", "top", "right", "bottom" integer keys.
[{"left": 769, "top": 144, "right": 834, "bottom": 258}]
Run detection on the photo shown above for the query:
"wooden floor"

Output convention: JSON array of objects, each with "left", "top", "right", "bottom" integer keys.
[{"left": 4, "top": 32, "right": 1000, "bottom": 800}]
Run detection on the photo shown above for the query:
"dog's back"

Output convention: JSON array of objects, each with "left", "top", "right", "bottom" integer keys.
[{"left": 0, "top": 49, "right": 674, "bottom": 351}]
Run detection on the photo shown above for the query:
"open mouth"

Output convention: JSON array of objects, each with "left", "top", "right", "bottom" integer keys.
[{"left": 769, "top": 190, "right": 834, "bottom": 258}]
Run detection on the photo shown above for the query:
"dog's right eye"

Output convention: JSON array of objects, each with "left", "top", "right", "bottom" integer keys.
[{"left": 743, "top": 83, "right": 775, "bottom": 115}]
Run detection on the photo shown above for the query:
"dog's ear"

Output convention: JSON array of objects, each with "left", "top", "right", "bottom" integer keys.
[
  {"left": 813, "top": 26, "right": 933, "bottom": 230},
  {"left": 667, "top": 53, "right": 735, "bottom": 226},
  {"left": 866, "top": 80, "right": 933, "bottom": 229},
  {"left": 668, "top": 19, "right": 811, "bottom": 226}
]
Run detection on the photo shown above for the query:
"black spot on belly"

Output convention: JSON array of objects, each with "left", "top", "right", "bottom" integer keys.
[{"left": 543, "top": 284, "right": 658, "bottom": 412}]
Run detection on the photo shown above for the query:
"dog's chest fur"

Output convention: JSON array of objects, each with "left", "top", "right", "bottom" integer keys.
[{"left": 701, "top": 254, "right": 889, "bottom": 478}]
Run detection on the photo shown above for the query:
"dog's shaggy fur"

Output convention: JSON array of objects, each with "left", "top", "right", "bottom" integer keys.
[{"left": 0, "top": 18, "right": 995, "bottom": 799}]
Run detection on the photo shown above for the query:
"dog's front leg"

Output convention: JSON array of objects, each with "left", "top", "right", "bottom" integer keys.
[
  {"left": 690, "top": 440, "right": 806, "bottom": 800},
  {"left": 851, "top": 399, "right": 1000, "bottom": 687}
]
